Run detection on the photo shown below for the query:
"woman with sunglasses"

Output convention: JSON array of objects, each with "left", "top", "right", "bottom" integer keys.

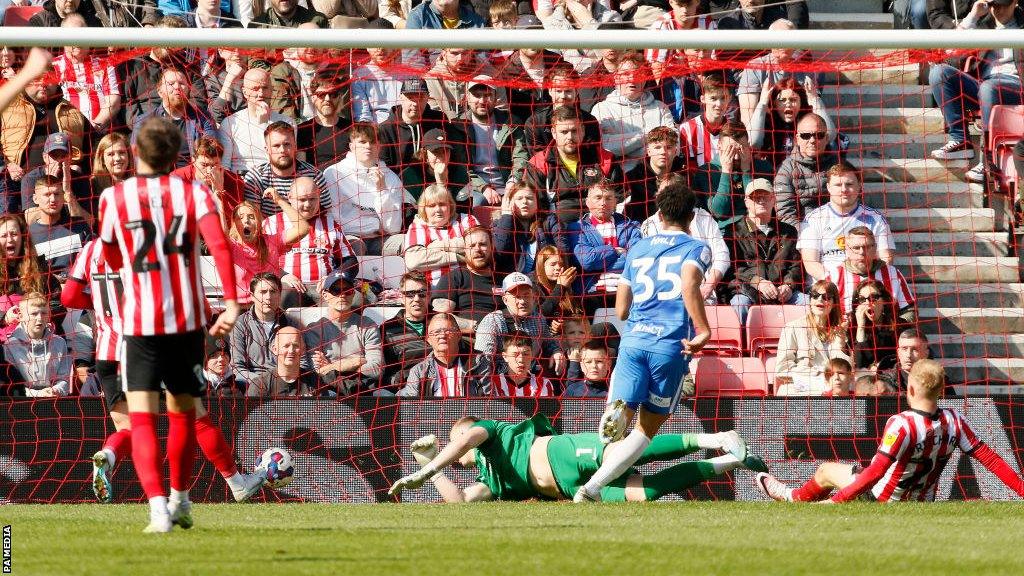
[
  {"left": 747, "top": 76, "right": 837, "bottom": 173},
  {"left": 774, "top": 279, "right": 850, "bottom": 396},
  {"left": 849, "top": 279, "right": 899, "bottom": 371}
]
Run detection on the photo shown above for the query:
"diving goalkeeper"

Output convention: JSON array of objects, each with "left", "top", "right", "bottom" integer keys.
[{"left": 388, "top": 414, "right": 767, "bottom": 502}]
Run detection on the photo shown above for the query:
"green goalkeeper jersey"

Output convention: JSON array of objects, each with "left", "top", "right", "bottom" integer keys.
[{"left": 471, "top": 414, "right": 556, "bottom": 501}]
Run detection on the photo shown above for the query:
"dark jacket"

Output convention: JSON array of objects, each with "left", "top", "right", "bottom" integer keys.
[
  {"left": 379, "top": 310, "right": 430, "bottom": 392},
  {"left": 622, "top": 156, "right": 687, "bottom": 223},
  {"left": 524, "top": 105, "right": 603, "bottom": 157},
  {"left": 89, "top": 0, "right": 158, "bottom": 27},
  {"left": 121, "top": 54, "right": 207, "bottom": 129},
  {"left": 720, "top": 215, "right": 803, "bottom": 304},
  {"left": 850, "top": 322, "right": 898, "bottom": 371},
  {"left": 690, "top": 157, "right": 775, "bottom": 222},
  {"left": 132, "top": 104, "right": 218, "bottom": 168},
  {"left": 248, "top": 4, "right": 329, "bottom": 28},
  {"left": 491, "top": 213, "right": 557, "bottom": 274},
  {"left": 452, "top": 109, "right": 528, "bottom": 194},
  {"left": 378, "top": 104, "right": 453, "bottom": 170},
  {"left": 569, "top": 213, "right": 643, "bottom": 294},
  {"left": 523, "top": 140, "right": 622, "bottom": 223},
  {"left": 498, "top": 51, "right": 566, "bottom": 122},
  {"left": 773, "top": 147, "right": 841, "bottom": 227},
  {"left": 229, "top": 308, "right": 299, "bottom": 388}
]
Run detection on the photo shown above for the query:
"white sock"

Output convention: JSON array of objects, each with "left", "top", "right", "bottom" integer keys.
[
  {"left": 149, "top": 495, "right": 168, "bottom": 516},
  {"left": 101, "top": 448, "right": 117, "bottom": 467},
  {"left": 169, "top": 489, "right": 190, "bottom": 505},
  {"left": 583, "top": 429, "right": 651, "bottom": 495},
  {"left": 225, "top": 472, "right": 245, "bottom": 492},
  {"left": 694, "top": 433, "right": 725, "bottom": 450},
  {"left": 708, "top": 454, "right": 742, "bottom": 475}
]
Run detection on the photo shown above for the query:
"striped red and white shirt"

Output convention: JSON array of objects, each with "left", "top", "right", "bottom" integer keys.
[
  {"left": 645, "top": 13, "right": 716, "bottom": 64},
  {"left": 403, "top": 214, "right": 479, "bottom": 286},
  {"left": 68, "top": 239, "right": 123, "bottom": 361},
  {"left": 262, "top": 212, "right": 354, "bottom": 284},
  {"left": 827, "top": 262, "right": 915, "bottom": 315},
  {"left": 871, "top": 408, "right": 982, "bottom": 502},
  {"left": 53, "top": 53, "right": 120, "bottom": 125},
  {"left": 432, "top": 359, "right": 469, "bottom": 398},
  {"left": 99, "top": 176, "right": 217, "bottom": 336},
  {"left": 490, "top": 374, "right": 555, "bottom": 397},
  {"left": 679, "top": 114, "right": 721, "bottom": 168}
]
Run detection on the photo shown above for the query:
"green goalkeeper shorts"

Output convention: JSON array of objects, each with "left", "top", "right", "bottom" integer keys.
[{"left": 546, "top": 433, "right": 633, "bottom": 502}]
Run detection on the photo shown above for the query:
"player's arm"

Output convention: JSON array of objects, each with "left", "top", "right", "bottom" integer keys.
[
  {"left": 681, "top": 262, "right": 710, "bottom": 355},
  {"left": 829, "top": 452, "right": 893, "bottom": 503},
  {"left": 615, "top": 281, "right": 632, "bottom": 321},
  {"left": 60, "top": 277, "right": 91, "bottom": 310},
  {"left": 388, "top": 426, "right": 491, "bottom": 495},
  {"left": 198, "top": 211, "right": 240, "bottom": 336},
  {"left": 431, "top": 475, "right": 494, "bottom": 503},
  {"left": 969, "top": 443, "right": 1024, "bottom": 497}
]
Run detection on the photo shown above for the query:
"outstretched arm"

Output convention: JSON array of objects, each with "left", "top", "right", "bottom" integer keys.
[
  {"left": 971, "top": 443, "right": 1024, "bottom": 498},
  {"left": 389, "top": 425, "right": 491, "bottom": 495},
  {"left": 830, "top": 452, "right": 891, "bottom": 503}
]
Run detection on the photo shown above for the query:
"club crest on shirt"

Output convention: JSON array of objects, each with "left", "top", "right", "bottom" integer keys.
[
  {"left": 882, "top": 432, "right": 898, "bottom": 448},
  {"left": 837, "top": 235, "right": 846, "bottom": 250}
]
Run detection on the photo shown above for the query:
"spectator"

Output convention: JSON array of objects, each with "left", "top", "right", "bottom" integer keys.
[
  {"left": 571, "top": 182, "right": 643, "bottom": 313},
  {"left": 132, "top": 67, "right": 218, "bottom": 169},
  {"left": 489, "top": 331, "right": 556, "bottom": 396},
  {"left": 400, "top": 127, "right": 473, "bottom": 204},
  {"left": 324, "top": 122, "right": 415, "bottom": 256},
  {"left": 121, "top": 15, "right": 204, "bottom": 127},
  {"left": 523, "top": 64, "right": 603, "bottom": 157},
  {"left": 378, "top": 79, "right": 450, "bottom": 173},
  {"left": 243, "top": 121, "right": 331, "bottom": 216},
  {"left": 715, "top": 0, "right": 809, "bottom": 29},
  {"left": 499, "top": 48, "right": 567, "bottom": 122},
  {"left": 493, "top": 182, "right": 558, "bottom": 274},
  {"left": 691, "top": 120, "right": 774, "bottom": 221},
  {"left": 380, "top": 271, "right": 432, "bottom": 391},
  {"left": 185, "top": 0, "right": 243, "bottom": 29},
  {"left": 798, "top": 163, "right": 895, "bottom": 283},
  {"left": 854, "top": 374, "right": 895, "bottom": 396},
  {"left": 248, "top": 47, "right": 307, "bottom": 125},
  {"left": 773, "top": 112, "right": 842, "bottom": 226},
  {"left": 90, "top": 0, "right": 159, "bottom": 27},
  {"left": 29, "top": 0, "right": 87, "bottom": 27},
  {"left": 379, "top": 0, "right": 413, "bottom": 27},
  {"left": 928, "top": 0, "right": 1024, "bottom": 182},
  {"left": 206, "top": 48, "right": 248, "bottom": 123},
  {"left": 352, "top": 48, "right": 407, "bottom": 124},
  {"left": 431, "top": 226, "right": 502, "bottom": 330},
  {"left": 52, "top": 15, "right": 121, "bottom": 133},
  {"left": 297, "top": 71, "right": 353, "bottom": 169},
  {"left": 20, "top": 132, "right": 91, "bottom": 216},
  {"left": 532, "top": 245, "right": 580, "bottom": 330},
  {"left": 737, "top": 24, "right": 820, "bottom": 130},
  {"left": 575, "top": 46, "right": 637, "bottom": 112},
  {"left": 649, "top": 48, "right": 704, "bottom": 124},
  {"left": 249, "top": 0, "right": 329, "bottom": 27},
  {"left": 645, "top": 0, "right": 716, "bottom": 67},
  {"left": 89, "top": 133, "right": 132, "bottom": 215},
  {"left": 227, "top": 191, "right": 308, "bottom": 305},
  {"left": 262, "top": 176, "right": 358, "bottom": 306},
  {"left": 229, "top": 272, "right": 299, "bottom": 388},
  {"left": 523, "top": 106, "right": 622, "bottom": 223},
  {"left": 590, "top": 54, "right": 676, "bottom": 172},
  {"left": 747, "top": 77, "right": 837, "bottom": 174},
  {"left": 563, "top": 338, "right": 611, "bottom": 397},
  {"left": 474, "top": 272, "right": 566, "bottom": 380},
  {"left": 928, "top": 0, "right": 1004, "bottom": 30},
  {"left": 561, "top": 316, "right": 592, "bottom": 376},
  {"left": 540, "top": 0, "right": 621, "bottom": 71},
  {"left": 220, "top": 68, "right": 296, "bottom": 175},
  {"left": 247, "top": 326, "right": 322, "bottom": 396},
  {"left": 203, "top": 335, "right": 243, "bottom": 397},
  {"left": 26, "top": 176, "right": 93, "bottom": 282},
  {"left": 720, "top": 178, "right": 806, "bottom": 325},
  {"left": 774, "top": 279, "right": 849, "bottom": 396},
  {"left": 172, "top": 136, "right": 246, "bottom": 231},
  {"left": 876, "top": 328, "right": 931, "bottom": 391},
  {"left": 826, "top": 226, "right": 916, "bottom": 322},
  {"left": 425, "top": 49, "right": 505, "bottom": 120},
  {"left": 3, "top": 292, "right": 71, "bottom": 396},
  {"left": 848, "top": 279, "right": 900, "bottom": 372},
  {"left": 622, "top": 126, "right": 686, "bottom": 223},
  {"left": 821, "top": 357, "right": 854, "bottom": 397},
  {"left": 397, "top": 312, "right": 484, "bottom": 397},
  {"left": 679, "top": 75, "right": 732, "bottom": 173},
  {"left": 0, "top": 215, "right": 60, "bottom": 336},
  {"left": 454, "top": 76, "right": 528, "bottom": 207},
  {"left": 404, "top": 184, "right": 479, "bottom": 287},
  {"left": 281, "top": 24, "right": 325, "bottom": 122},
  {"left": 305, "top": 270, "right": 384, "bottom": 396},
  {"left": 406, "top": 0, "right": 485, "bottom": 29}
]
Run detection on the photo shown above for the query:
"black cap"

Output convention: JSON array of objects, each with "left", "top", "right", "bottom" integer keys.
[
  {"left": 322, "top": 269, "right": 356, "bottom": 293},
  {"left": 421, "top": 128, "right": 452, "bottom": 152},
  {"left": 402, "top": 78, "right": 428, "bottom": 94}
]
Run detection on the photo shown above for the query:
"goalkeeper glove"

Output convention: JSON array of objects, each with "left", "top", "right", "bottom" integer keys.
[
  {"left": 410, "top": 434, "right": 438, "bottom": 467},
  {"left": 388, "top": 464, "right": 437, "bottom": 496}
]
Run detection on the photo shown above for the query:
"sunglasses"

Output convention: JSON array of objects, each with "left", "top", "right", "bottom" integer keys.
[
  {"left": 312, "top": 91, "right": 340, "bottom": 99},
  {"left": 798, "top": 131, "right": 828, "bottom": 141},
  {"left": 810, "top": 291, "right": 834, "bottom": 302},
  {"left": 327, "top": 284, "right": 354, "bottom": 297},
  {"left": 402, "top": 289, "right": 428, "bottom": 299},
  {"left": 855, "top": 293, "right": 883, "bottom": 304}
]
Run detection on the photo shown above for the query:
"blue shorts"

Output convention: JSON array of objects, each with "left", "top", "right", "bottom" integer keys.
[{"left": 607, "top": 346, "right": 688, "bottom": 415}]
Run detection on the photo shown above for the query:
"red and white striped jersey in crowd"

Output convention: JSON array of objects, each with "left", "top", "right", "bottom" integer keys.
[
  {"left": 52, "top": 53, "right": 120, "bottom": 124},
  {"left": 827, "top": 262, "right": 916, "bottom": 315},
  {"left": 679, "top": 115, "right": 721, "bottom": 168},
  {"left": 871, "top": 408, "right": 982, "bottom": 502},
  {"left": 432, "top": 360, "right": 469, "bottom": 398},
  {"left": 262, "top": 212, "right": 354, "bottom": 284},
  {"left": 68, "top": 239, "right": 123, "bottom": 362},
  {"left": 99, "top": 175, "right": 216, "bottom": 337},
  {"left": 490, "top": 374, "right": 555, "bottom": 397},
  {"left": 589, "top": 214, "right": 621, "bottom": 294},
  {"left": 645, "top": 13, "right": 716, "bottom": 64},
  {"left": 403, "top": 214, "right": 479, "bottom": 286}
]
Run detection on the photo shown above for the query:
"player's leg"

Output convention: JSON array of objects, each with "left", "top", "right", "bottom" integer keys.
[
  {"left": 162, "top": 331, "right": 206, "bottom": 529},
  {"left": 92, "top": 361, "right": 130, "bottom": 503},
  {"left": 193, "top": 401, "right": 265, "bottom": 502},
  {"left": 625, "top": 429, "right": 752, "bottom": 466},
  {"left": 624, "top": 453, "right": 770, "bottom": 502},
  {"left": 757, "top": 462, "right": 858, "bottom": 502}
]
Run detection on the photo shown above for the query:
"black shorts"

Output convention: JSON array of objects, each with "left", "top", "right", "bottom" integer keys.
[
  {"left": 96, "top": 360, "right": 124, "bottom": 412},
  {"left": 122, "top": 330, "right": 205, "bottom": 396}
]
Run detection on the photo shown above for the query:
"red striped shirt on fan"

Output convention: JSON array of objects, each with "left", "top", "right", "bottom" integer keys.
[
  {"left": 52, "top": 53, "right": 120, "bottom": 124},
  {"left": 99, "top": 175, "right": 217, "bottom": 336},
  {"left": 827, "top": 262, "right": 915, "bottom": 315},
  {"left": 67, "top": 238, "right": 123, "bottom": 361},
  {"left": 679, "top": 115, "right": 721, "bottom": 168},
  {"left": 645, "top": 14, "right": 716, "bottom": 64},
  {"left": 490, "top": 374, "right": 555, "bottom": 397},
  {"left": 871, "top": 408, "right": 981, "bottom": 502},
  {"left": 262, "top": 212, "right": 354, "bottom": 284},
  {"left": 403, "top": 214, "right": 479, "bottom": 286}
]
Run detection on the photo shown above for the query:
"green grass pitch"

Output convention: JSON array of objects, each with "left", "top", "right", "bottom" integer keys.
[{"left": 4, "top": 502, "right": 1024, "bottom": 575}]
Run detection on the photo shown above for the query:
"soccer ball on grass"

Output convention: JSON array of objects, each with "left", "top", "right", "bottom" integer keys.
[{"left": 256, "top": 447, "right": 295, "bottom": 489}]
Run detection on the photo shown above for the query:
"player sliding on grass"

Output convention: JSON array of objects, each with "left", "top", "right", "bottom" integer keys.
[
  {"left": 388, "top": 413, "right": 767, "bottom": 502},
  {"left": 574, "top": 181, "right": 714, "bottom": 502},
  {"left": 756, "top": 359, "right": 1024, "bottom": 503}
]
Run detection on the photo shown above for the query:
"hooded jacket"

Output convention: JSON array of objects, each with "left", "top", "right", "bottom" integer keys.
[
  {"left": 773, "top": 147, "right": 841, "bottom": 227},
  {"left": 590, "top": 89, "right": 676, "bottom": 169},
  {"left": 3, "top": 324, "right": 71, "bottom": 396}
]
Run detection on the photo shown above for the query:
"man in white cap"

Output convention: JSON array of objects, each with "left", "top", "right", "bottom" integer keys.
[
  {"left": 720, "top": 177, "right": 806, "bottom": 324},
  {"left": 473, "top": 271, "right": 566, "bottom": 382}
]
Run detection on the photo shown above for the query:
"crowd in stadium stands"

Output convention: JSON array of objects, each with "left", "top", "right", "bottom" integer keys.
[{"left": 8, "top": 0, "right": 1005, "bottom": 400}]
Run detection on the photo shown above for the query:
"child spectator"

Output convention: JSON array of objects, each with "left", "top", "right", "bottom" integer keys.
[{"left": 821, "top": 357, "right": 854, "bottom": 397}]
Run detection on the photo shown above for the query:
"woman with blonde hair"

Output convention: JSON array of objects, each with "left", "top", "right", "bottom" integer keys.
[
  {"left": 227, "top": 188, "right": 309, "bottom": 305},
  {"left": 403, "top": 184, "right": 479, "bottom": 286},
  {"left": 774, "top": 279, "right": 849, "bottom": 396},
  {"left": 90, "top": 132, "right": 132, "bottom": 212}
]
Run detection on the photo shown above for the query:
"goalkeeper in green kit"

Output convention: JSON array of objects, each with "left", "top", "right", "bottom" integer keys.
[{"left": 388, "top": 414, "right": 768, "bottom": 502}]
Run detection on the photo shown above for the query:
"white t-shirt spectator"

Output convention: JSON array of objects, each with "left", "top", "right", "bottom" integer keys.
[
  {"left": 219, "top": 109, "right": 295, "bottom": 174},
  {"left": 323, "top": 152, "right": 415, "bottom": 238},
  {"left": 797, "top": 203, "right": 894, "bottom": 273}
]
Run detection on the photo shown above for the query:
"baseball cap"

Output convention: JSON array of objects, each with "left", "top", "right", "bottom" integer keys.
[
  {"left": 989, "top": 0, "right": 1014, "bottom": 6},
  {"left": 421, "top": 128, "right": 452, "bottom": 152},
  {"left": 467, "top": 75, "right": 494, "bottom": 91},
  {"left": 501, "top": 272, "right": 533, "bottom": 293},
  {"left": 401, "top": 78, "right": 428, "bottom": 94},
  {"left": 322, "top": 269, "right": 356, "bottom": 293},
  {"left": 44, "top": 132, "right": 70, "bottom": 155},
  {"left": 744, "top": 178, "right": 774, "bottom": 197}
]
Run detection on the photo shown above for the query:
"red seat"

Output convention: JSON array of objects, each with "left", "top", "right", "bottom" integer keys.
[
  {"left": 988, "top": 105, "right": 1024, "bottom": 192},
  {"left": 745, "top": 305, "right": 805, "bottom": 361},
  {"left": 693, "top": 357, "right": 769, "bottom": 397},
  {"left": 703, "top": 306, "right": 743, "bottom": 357},
  {"left": 2, "top": 6, "right": 43, "bottom": 26}
]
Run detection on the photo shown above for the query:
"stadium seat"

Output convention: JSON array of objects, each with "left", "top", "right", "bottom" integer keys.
[
  {"left": 692, "top": 357, "right": 769, "bottom": 397},
  {"left": 356, "top": 255, "right": 406, "bottom": 290},
  {"left": 763, "top": 356, "right": 778, "bottom": 394},
  {"left": 362, "top": 305, "right": 401, "bottom": 325},
  {"left": 745, "top": 305, "right": 806, "bottom": 360},
  {"left": 591, "top": 307, "right": 625, "bottom": 334},
  {"left": 3, "top": 6, "right": 43, "bottom": 26},
  {"left": 988, "top": 105, "right": 1024, "bottom": 193},
  {"left": 703, "top": 306, "right": 743, "bottom": 356},
  {"left": 199, "top": 256, "right": 223, "bottom": 297},
  {"left": 285, "top": 307, "right": 327, "bottom": 328}
]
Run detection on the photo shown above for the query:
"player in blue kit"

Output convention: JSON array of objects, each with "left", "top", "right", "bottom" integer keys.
[{"left": 574, "top": 181, "right": 723, "bottom": 503}]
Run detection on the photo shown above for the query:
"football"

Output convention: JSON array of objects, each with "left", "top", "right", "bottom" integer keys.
[{"left": 257, "top": 447, "right": 295, "bottom": 489}]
